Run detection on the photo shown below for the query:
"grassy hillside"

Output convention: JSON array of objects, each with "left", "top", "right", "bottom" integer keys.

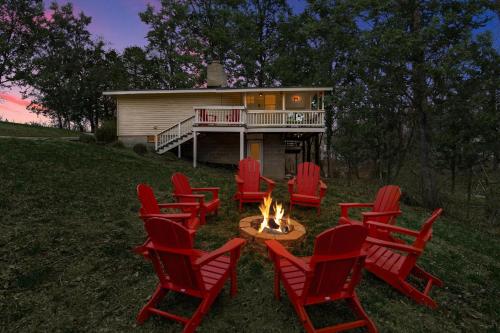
[
  {"left": 0, "top": 137, "right": 498, "bottom": 332},
  {"left": 0, "top": 121, "right": 78, "bottom": 137}
]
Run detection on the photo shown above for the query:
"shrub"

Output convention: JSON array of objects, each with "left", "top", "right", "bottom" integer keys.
[
  {"left": 79, "top": 133, "right": 96, "bottom": 143},
  {"left": 95, "top": 119, "right": 117, "bottom": 143},
  {"left": 133, "top": 143, "right": 148, "bottom": 156}
]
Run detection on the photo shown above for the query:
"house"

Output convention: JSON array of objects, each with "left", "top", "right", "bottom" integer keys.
[{"left": 103, "top": 63, "right": 331, "bottom": 178}]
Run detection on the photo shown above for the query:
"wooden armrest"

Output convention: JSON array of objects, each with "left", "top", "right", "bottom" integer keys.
[
  {"left": 235, "top": 175, "right": 244, "bottom": 184},
  {"left": 319, "top": 180, "right": 327, "bottom": 198},
  {"left": 265, "top": 240, "right": 311, "bottom": 273},
  {"left": 194, "top": 238, "right": 246, "bottom": 267},
  {"left": 365, "top": 237, "right": 422, "bottom": 254},
  {"left": 288, "top": 178, "right": 295, "bottom": 193},
  {"left": 140, "top": 213, "right": 193, "bottom": 220},
  {"left": 146, "top": 243, "right": 199, "bottom": 257},
  {"left": 362, "top": 210, "right": 401, "bottom": 223},
  {"left": 260, "top": 176, "right": 275, "bottom": 185},
  {"left": 158, "top": 202, "right": 200, "bottom": 210},
  {"left": 192, "top": 187, "right": 219, "bottom": 199},
  {"left": 365, "top": 220, "right": 419, "bottom": 237},
  {"left": 338, "top": 202, "right": 374, "bottom": 218}
]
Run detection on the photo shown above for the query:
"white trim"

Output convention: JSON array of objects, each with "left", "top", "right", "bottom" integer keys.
[
  {"left": 103, "top": 87, "right": 333, "bottom": 96},
  {"left": 193, "top": 105, "right": 246, "bottom": 110},
  {"left": 192, "top": 126, "right": 245, "bottom": 132},
  {"left": 246, "top": 128, "right": 325, "bottom": 133}
]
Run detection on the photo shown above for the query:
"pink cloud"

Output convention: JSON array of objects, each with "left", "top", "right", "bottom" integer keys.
[{"left": 0, "top": 91, "right": 49, "bottom": 124}]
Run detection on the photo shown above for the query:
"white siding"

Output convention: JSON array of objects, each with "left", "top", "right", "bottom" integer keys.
[{"left": 117, "top": 93, "right": 241, "bottom": 136}]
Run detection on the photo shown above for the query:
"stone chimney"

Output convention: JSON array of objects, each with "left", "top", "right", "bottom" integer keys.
[{"left": 206, "top": 60, "right": 227, "bottom": 87}]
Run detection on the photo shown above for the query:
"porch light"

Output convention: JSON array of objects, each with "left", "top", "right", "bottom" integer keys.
[{"left": 292, "top": 95, "right": 302, "bottom": 103}]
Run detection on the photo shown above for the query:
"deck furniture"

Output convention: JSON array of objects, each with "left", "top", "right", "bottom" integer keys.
[
  {"left": 364, "top": 209, "right": 443, "bottom": 308},
  {"left": 234, "top": 157, "right": 275, "bottom": 211},
  {"left": 288, "top": 162, "right": 327, "bottom": 216},
  {"left": 171, "top": 172, "right": 220, "bottom": 224},
  {"left": 266, "top": 224, "right": 378, "bottom": 333},
  {"left": 137, "top": 217, "right": 245, "bottom": 333},
  {"left": 135, "top": 184, "right": 200, "bottom": 257},
  {"left": 338, "top": 185, "right": 401, "bottom": 241}
]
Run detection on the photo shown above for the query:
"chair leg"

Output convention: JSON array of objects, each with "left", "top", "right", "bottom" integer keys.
[
  {"left": 183, "top": 296, "right": 213, "bottom": 333},
  {"left": 239, "top": 200, "right": 243, "bottom": 212},
  {"left": 137, "top": 285, "right": 168, "bottom": 324},
  {"left": 295, "top": 304, "right": 315, "bottom": 333},
  {"left": 274, "top": 270, "right": 281, "bottom": 300},
  {"left": 230, "top": 267, "right": 238, "bottom": 297},
  {"left": 316, "top": 205, "right": 321, "bottom": 216},
  {"left": 412, "top": 265, "right": 443, "bottom": 287},
  {"left": 348, "top": 293, "right": 378, "bottom": 333}
]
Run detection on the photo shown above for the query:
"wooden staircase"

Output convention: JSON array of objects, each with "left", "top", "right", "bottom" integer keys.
[{"left": 155, "top": 116, "right": 195, "bottom": 154}]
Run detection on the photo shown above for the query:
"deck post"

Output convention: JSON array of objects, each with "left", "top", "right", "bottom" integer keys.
[
  {"left": 193, "top": 130, "right": 197, "bottom": 168},
  {"left": 282, "top": 93, "right": 285, "bottom": 111},
  {"left": 239, "top": 130, "right": 244, "bottom": 160},
  {"left": 178, "top": 144, "right": 181, "bottom": 158}
]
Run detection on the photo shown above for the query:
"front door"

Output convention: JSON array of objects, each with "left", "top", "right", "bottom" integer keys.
[{"left": 247, "top": 140, "right": 263, "bottom": 174}]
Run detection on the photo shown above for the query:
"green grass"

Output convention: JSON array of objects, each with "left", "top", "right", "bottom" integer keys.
[
  {"left": 0, "top": 121, "right": 78, "bottom": 137},
  {"left": 0, "top": 136, "right": 499, "bottom": 332}
]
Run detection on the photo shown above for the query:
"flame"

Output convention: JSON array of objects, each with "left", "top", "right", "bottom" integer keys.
[
  {"left": 258, "top": 194, "right": 288, "bottom": 233},
  {"left": 258, "top": 194, "right": 272, "bottom": 232},
  {"left": 274, "top": 202, "right": 284, "bottom": 227}
]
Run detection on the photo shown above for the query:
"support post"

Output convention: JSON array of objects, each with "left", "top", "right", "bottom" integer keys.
[
  {"left": 282, "top": 93, "right": 285, "bottom": 110},
  {"left": 193, "top": 130, "right": 197, "bottom": 168},
  {"left": 239, "top": 131, "right": 244, "bottom": 161},
  {"left": 178, "top": 144, "right": 181, "bottom": 158}
]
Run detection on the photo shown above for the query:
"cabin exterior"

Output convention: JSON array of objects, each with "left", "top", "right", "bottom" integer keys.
[{"left": 103, "top": 87, "right": 330, "bottom": 178}]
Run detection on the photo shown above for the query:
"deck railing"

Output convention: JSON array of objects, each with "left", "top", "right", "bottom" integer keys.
[
  {"left": 194, "top": 106, "right": 246, "bottom": 126},
  {"left": 246, "top": 110, "right": 324, "bottom": 127},
  {"left": 192, "top": 106, "right": 324, "bottom": 128},
  {"left": 156, "top": 115, "right": 194, "bottom": 150}
]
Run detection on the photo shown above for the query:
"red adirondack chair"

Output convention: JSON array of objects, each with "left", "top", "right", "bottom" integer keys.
[
  {"left": 338, "top": 185, "right": 401, "bottom": 241},
  {"left": 171, "top": 172, "right": 220, "bottom": 225},
  {"left": 364, "top": 209, "right": 443, "bottom": 308},
  {"left": 137, "top": 217, "right": 246, "bottom": 333},
  {"left": 288, "top": 162, "right": 327, "bottom": 216},
  {"left": 234, "top": 157, "right": 275, "bottom": 211},
  {"left": 136, "top": 184, "right": 200, "bottom": 257},
  {"left": 266, "top": 224, "right": 378, "bottom": 333}
]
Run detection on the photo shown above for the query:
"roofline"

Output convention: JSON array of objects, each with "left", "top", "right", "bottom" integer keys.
[{"left": 103, "top": 87, "right": 333, "bottom": 96}]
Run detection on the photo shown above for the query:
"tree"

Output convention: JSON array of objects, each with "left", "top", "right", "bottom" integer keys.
[
  {"left": 140, "top": 1, "right": 204, "bottom": 88},
  {"left": 0, "top": 0, "right": 45, "bottom": 88},
  {"left": 228, "top": 0, "right": 291, "bottom": 87}
]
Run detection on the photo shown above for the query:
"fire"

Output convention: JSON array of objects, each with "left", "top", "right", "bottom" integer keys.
[{"left": 258, "top": 194, "right": 289, "bottom": 233}]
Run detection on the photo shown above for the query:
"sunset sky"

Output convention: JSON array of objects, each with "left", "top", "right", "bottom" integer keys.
[{"left": 1, "top": 0, "right": 498, "bottom": 124}]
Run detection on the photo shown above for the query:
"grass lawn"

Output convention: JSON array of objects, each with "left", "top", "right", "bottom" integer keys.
[
  {"left": 0, "top": 121, "right": 78, "bottom": 137},
  {"left": 1, "top": 135, "right": 499, "bottom": 332}
]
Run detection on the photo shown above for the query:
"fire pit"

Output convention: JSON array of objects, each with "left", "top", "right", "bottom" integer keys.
[{"left": 239, "top": 195, "right": 306, "bottom": 253}]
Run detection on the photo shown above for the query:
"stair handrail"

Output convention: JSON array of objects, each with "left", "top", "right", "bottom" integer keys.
[{"left": 155, "top": 116, "right": 195, "bottom": 151}]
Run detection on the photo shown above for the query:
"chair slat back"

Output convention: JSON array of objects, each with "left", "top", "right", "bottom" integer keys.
[
  {"left": 372, "top": 185, "right": 401, "bottom": 223},
  {"left": 296, "top": 162, "right": 320, "bottom": 196},
  {"left": 308, "top": 225, "right": 368, "bottom": 296},
  {"left": 171, "top": 172, "right": 195, "bottom": 203},
  {"left": 137, "top": 184, "right": 161, "bottom": 214},
  {"left": 144, "top": 217, "right": 201, "bottom": 291},
  {"left": 399, "top": 209, "right": 442, "bottom": 277},
  {"left": 238, "top": 157, "right": 261, "bottom": 192}
]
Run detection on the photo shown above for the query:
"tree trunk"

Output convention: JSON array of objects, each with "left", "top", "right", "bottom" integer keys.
[{"left": 412, "top": 3, "right": 439, "bottom": 208}]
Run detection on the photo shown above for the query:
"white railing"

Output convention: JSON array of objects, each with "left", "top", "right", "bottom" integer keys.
[
  {"left": 155, "top": 115, "right": 195, "bottom": 150},
  {"left": 193, "top": 106, "right": 246, "bottom": 126},
  {"left": 246, "top": 110, "right": 324, "bottom": 127}
]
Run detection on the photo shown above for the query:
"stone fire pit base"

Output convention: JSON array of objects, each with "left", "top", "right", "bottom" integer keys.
[{"left": 239, "top": 215, "right": 306, "bottom": 254}]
